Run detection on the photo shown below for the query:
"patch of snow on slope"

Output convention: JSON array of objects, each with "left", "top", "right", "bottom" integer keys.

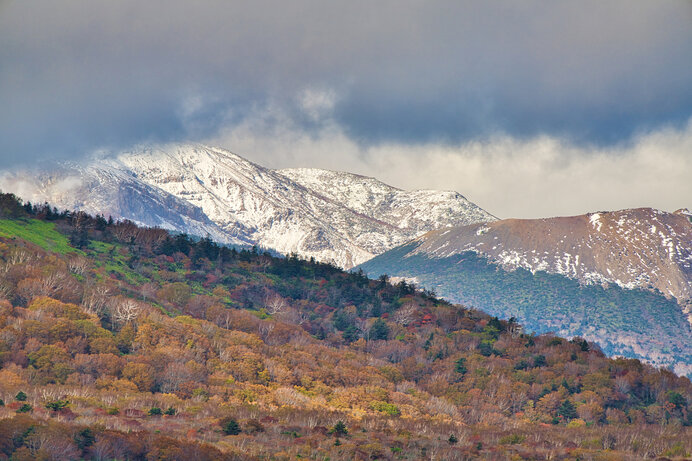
[{"left": 589, "top": 213, "right": 602, "bottom": 232}]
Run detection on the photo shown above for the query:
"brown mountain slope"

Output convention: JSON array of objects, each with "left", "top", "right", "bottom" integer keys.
[{"left": 410, "top": 208, "right": 692, "bottom": 322}]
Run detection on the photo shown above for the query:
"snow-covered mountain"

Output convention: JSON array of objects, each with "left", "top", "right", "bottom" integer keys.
[
  {"left": 0, "top": 144, "right": 495, "bottom": 268},
  {"left": 404, "top": 208, "right": 692, "bottom": 315},
  {"left": 0, "top": 161, "right": 239, "bottom": 246},
  {"left": 358, "top": 208, "right": 692, "bottom": 374}
]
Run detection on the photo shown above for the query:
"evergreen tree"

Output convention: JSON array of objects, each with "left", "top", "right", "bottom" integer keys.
[
  {"left": 331, "top": 420, "right": 348, "bottom": 436},
  {"left": 75, "top": 428, "right": 95, "bottom": 449},
  {"left": 370, "top": 318, "right": 389, "bottom": 340},
  {"left": 222, "top": 417, "right": 241, "bottom": 435},
  {"left": 455, "top": 357, "right": 467, "bottom": 375},
  {"left": 557, "top": 399, "right": 577, "bottom": 421},
  {"left": 342, "top": 325, "right": 359, "bottom": 343}
]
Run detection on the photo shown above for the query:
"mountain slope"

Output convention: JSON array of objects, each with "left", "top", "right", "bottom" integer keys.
[
  {"left": 359, "top": 208, "right": 692, "bottom": 375},
  {"left": 0, "top": 162, "right": 241, "bottom": 246},
  {"left": 0, "top": 144, "right": 495, "bottom": 268},
  {"left": 412, "top": 208, "right": 691, "bottom": 313},
  {"left": 0, "top": 194, "right": 690, "bottom": 459}
]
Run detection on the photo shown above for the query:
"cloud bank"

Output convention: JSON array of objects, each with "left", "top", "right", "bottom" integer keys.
[
  {"left": 211, "top": 108, "right": 692, "bottom": 218},
  {"left": 0, "top": 0, "right": 690, "bottom": 217}
]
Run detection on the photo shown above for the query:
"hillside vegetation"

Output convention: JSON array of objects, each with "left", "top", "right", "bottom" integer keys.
[
  {"left": 359, "top": 244, "right": 692, "bottom": 376},
  {"left": 0, "top": 193, "right": 690, "bottom": 460}
]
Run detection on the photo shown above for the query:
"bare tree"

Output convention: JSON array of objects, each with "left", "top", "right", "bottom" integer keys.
[
  {"left": 276, "top": 307, "right": 308, "bottom": 326},
  {"left": 112, "top": 220, "right": 140, "bottom": 244},
  {"left": 0, "top": 282, "right": 12, "bottom": 301},
  {"left": 139, "top": 282, "right": 158, "bottom": 303},
  {"left": 82, "top": 284, "right": 111, "bottom": 316},
  {"left": 356, "top": 317, "right": 370, "bottom": 341},
  {"left": 258, "top": 321, "right": 275, "bottom": 342},
  {"left": 5, "top": 248, "right": 33, "bottom": 267},
  {"left": 393, "top": 302, "right": 417, "bottom": 326},
  {"left": 264, "top": 293, "right": 287, "bottom": 315},
  {"left": 110, "top": 297, "right": 143, "bottom": 324},
  {"left": 68, "top": 256, "right": 90, "bottom": 275},
  {"left": 508, "top": 319, "right": 523, "bottom": 339}
]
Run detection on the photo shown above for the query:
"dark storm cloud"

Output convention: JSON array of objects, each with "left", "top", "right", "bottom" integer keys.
[{"left": 1, "top": 0, "right": 691, "bottom": 165}]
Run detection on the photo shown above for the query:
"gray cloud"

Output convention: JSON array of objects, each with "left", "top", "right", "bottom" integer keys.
[
  {"left": 1, "top": 0, "right": 691, "bottom": 167},
  {"left": 210, "top": 114, "right": 692, "bottom": 218}
]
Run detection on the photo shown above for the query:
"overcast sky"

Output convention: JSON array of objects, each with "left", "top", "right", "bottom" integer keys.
[{"left": 1, "top": 1, "right": 690, "bottom": 218}]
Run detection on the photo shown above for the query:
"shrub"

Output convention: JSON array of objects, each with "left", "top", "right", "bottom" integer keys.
[
  {"left": 245, "top": 419, "right": 265, "bottom": 433},
  {"left": 45, "top": 400, "right": 69, "bottom": 411},
  {"left": 499, "top": 434, "right": 526, "bottom": 445},
  {"left": 106, "top": 407, "right": 120, "bottom": 415},
  {"left": 567, "top": 418, "right": 587, "bottom": 428},
  {"left": 514, "top": 359, "right": 530, "bottom": 370},
  {"left": 370, "top": 401, "right": 401, "bottom": 416},
  {"left": 164, "top": 407, "right": 176, "bottom": 415},
  {"left": 666, "top": 391, "right": 687, "bottom": 409},
  {"left": 16, "top": 403, "right": 32, "bottom": 413},
  {"left": 15, "top": 391, "right": 27, "bottom": 401},
  {"left": 148, "top": 407, "right": 162, "bottom": 416}
]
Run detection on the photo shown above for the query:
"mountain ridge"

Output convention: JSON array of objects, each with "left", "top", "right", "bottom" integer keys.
[
  {"left": 407, "top": 207, "right": 692, "bottom": 310},
  {"left": 358, "top": 207, "right": 692, "bottom": 374},
  {"left": 0, "top": 144, "right": 496, "bottom": 269}
]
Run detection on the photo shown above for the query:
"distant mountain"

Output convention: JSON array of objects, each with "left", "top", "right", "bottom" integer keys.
[
  {"left": 404, "top": 208, "right": 691, "bottom": 310},
  {"left": 359, "top": 208, "right": 692, "bottom": 375},
  {"left": 0, "top": 144, "right": 495, "bottom": 268},
  {"left": 0, "top": 161, "right": 239, "bottom": 246}
]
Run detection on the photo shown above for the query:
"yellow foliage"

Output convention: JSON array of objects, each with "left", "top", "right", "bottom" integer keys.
[
  {"left": 567, "top": 418, "right": 587, "bottom": 428},
  {"left": 0, "top": 368, "right": 27, "bottom": 389},
  {"left": 28, "top": 296, "right": 91, "bottom": 320},
  {"left": 122, "top": 362, "right": 154, "bottom": 392},
  {"left": 225, "top": 330, "right": 263, "bottom": 349}
]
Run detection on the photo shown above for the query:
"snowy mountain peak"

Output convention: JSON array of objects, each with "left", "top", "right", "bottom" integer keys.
[{"left": 0, "top": 143, "right": 496, "bottom": 268}]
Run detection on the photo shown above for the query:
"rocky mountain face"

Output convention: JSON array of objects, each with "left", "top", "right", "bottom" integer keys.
[
  {"left": 0, "top": 144, "right": 495, "bottom": 268},
  {"left": 358, "top": 208, "right": 692, "bottom": 375}
]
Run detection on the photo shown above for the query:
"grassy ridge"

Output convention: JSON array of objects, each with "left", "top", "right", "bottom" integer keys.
[{"left": 0, "top": 219, "right": 79, "bottom": 255}]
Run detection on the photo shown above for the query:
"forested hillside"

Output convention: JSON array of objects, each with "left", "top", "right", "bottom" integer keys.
[
  {"left": 359, "top": 244, "right": 692, "bottom": 376},
  {"left": 0, "top": 192, "right": 690, "bottom": 460}
]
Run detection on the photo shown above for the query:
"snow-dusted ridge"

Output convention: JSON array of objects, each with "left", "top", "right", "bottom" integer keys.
[
  {"left": 0, "top": 143, "right": 496, "bottom": 268},
  {"left": 407, "top": 208, "right": 692, "bottom": 322}
]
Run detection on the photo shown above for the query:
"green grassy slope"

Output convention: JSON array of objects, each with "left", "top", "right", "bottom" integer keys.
[{"left": 0, "top": 219, "right": 81, "bottom": 255}]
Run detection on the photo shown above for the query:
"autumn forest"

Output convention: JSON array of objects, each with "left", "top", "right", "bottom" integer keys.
[{"left": 0, "top": 192, "right": 689, "bottom": 460}]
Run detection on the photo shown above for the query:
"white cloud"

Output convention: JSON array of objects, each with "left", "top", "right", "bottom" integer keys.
[
  {"left": 297, "top": 88, "right": 338, "bottom": 122},
  {"left": 210, "top": 111, "right": 692, "bottom": 219}
]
